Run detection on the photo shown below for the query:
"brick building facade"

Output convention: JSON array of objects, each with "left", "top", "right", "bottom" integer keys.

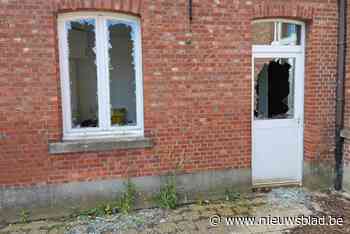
[{"left": 0, "top": 0, "right": 343, "bottom": 219}]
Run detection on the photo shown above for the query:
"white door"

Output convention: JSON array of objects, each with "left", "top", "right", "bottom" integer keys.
[{"left": 252, "top": 54, "right": 304, "bottom": 186}]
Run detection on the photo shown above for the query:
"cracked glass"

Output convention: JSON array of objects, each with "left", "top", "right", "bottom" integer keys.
[
  {"left": 67, "top": 19, "right": 99, "bottom": 128},
  {"left": 107, "top": 21, "right": 137, "bottom": 127},
  {"left": 254, "top": 57, "right": 295, "bottom": 120}
]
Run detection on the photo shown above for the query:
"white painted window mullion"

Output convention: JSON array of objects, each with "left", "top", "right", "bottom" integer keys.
[
  {"left": 277, "top": 21, "right": 282, "bottom": 42},
  {"left": 134, "top": 22, "right": 144, "bottom": 134},
  {"left": 101, "top": 16, "right": 113, "bottom": 130},
  {"left": 96, "top": 16, "right": 108, "bottom": 130},
  {"left": 59, "top": 19, "right": 72, "bottom": 134},
  {"left": 273, "top": 22, "right": 278, "bottom": 44}
]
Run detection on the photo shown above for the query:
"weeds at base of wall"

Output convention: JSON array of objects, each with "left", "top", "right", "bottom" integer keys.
[
  {"left": 14, "top": 178, "right": 249, "bottom": 226},
  {"left": 71, "top": 173, "right": 180, "bottom": 218},
  {"left": 19, "top": 209, "right": 30, "bottom": 224},
  {"left": 153, "top": 174, "right": 178, "bottom": 210},
  {"left": 70, "top": 179, "right": 137, "bottom": 218},
  {"left": 225, "top": 188, "right": 241, "bottom": 202},
  {"left": 116, "top": 179, "right": 137, "bottom": 214},
  {"left": 15, "top": 161, "right": 181, "bottom": 221}
]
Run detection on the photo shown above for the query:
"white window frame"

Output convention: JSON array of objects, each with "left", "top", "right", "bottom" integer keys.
[
  {"left": 252, "top": 19, "right": 306, "bottom": 126},
  {"left": 58, "top": 12, "right": 144, "bottom": 141},
  {"left": 252, "top": 19, "right": 305, "bottom": 54}
]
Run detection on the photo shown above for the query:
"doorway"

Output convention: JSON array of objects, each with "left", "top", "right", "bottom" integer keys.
[{"left": 252, "top": 20, "right": 305, "bottom": 187}]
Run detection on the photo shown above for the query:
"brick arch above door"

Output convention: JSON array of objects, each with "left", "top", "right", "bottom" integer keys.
[{"left": 252, "top": 2, "right": 315, "bottom": 21}]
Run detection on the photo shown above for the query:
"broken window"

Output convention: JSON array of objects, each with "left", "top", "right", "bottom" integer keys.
[
  {"left": 108, "top": 21, "right": 137, "bottom": 127},
  {"left": 252, "top": 21, "right": 302, "bottom": 46},
  {"left": 58, "top": 13, "right": 143, "bottom": 140},
  {"left": 254, "top": 58, "right": 295, "bottom": 120},
  {"left": 67, "top": 19, "right": 98, "bottom": 128}
]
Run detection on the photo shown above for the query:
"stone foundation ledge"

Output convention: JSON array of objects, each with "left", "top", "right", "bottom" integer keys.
[{"left": 0, "top": 168, "right": 251, "bottom": 223}]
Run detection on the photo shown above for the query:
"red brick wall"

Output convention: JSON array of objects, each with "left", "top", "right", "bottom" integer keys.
[{"left": 0, "top": 0, "right": 338, "bottom": 187}]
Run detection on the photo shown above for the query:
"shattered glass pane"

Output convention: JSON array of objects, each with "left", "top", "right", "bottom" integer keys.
[
  {"left": 67, "top": 19, "right": 99, "bottom": 128},
  {"left": 107, "top": 20, "right": 137, "bottom": 127},
  {"left": 254, "top": 57, "right": 295, "bottom": 120}
]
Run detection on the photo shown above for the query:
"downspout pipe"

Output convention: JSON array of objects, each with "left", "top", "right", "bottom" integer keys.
[
  {"left": 188, "top": 0, "right": 193, "bottom": 23},
  {"left": 335, "top": 0, "right": 347, "bottom": 191}
]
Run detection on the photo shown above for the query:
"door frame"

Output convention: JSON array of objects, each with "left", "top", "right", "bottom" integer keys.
[{"left": 251, "top": 19, "right": 306, "bottom": 186}]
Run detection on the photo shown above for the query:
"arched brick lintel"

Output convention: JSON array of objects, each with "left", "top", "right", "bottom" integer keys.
[
  {"left": 53, "top": 0, "right": 142, "bottom": 16},
  {"left": 252, "top": 3, "right": 315, "bottom": 22}
]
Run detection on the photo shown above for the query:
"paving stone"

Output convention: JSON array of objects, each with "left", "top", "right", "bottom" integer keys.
[
  {"left": 267, "top": 224, "right": 289, "bottom": 232},
  {"left": 226, "top": 225, "right": 251, "bottom": 234},
  {"left": 268, "top": 208, "right": 298, "bottom": 218},
  {"left": 246, "top": 224, "right": 270, "bottom": 233},
  {"left": 176, "top": 221, "right": 197, "bottom": 231},
  {"left": 176, "top": 231, "right": 203, "bottom": 234},
  {"left": 122, "top": 228, "right": 139, "bottom": 234},
  {"left": 207, "top": 225, "right": 229, "bottom": 234},
  {"left": 189, "top": 205, "right": 207, "bottom": 213},
  {"left": 173, "top": 207, "right": 191, "bottom": 215},
  {"left": 28, "top": 230, "right": 48, "bottom": 234},
  {"left": 200, "top": 210, "right": 219, "bottom": 219},
  {"left": 0, "top": 227, "right": 29, "bottom": 234},
  {"left": 205, "top": 204, "right": 223, "bottom": 211},
  {"left": 138, "top": 228, "right": 157, "bottom": 234},
  {"left": 48, "top": 227, "right": 66, "bottom": 234},
  {"left": 219, "top": 207, "right": 235, "bottom": 217},
  {"left": 252, "top": 206, "right": 273, "bottom": 217},
  {"left": 232, "top": 206, "right": 250, "bottom": 215},
  {"left": 22, "top": 221, "right": 51, "bottom": 230},
  {"left": 194, "top": 219, "right": 212, "bottom": 233},
  {"left": 155, "top": 222, "right": 178, "bottom": 233},
  {"left": 185, "top": 211, "right": 201, "bottom": 221},
  {"left": 251, "top": 197, "right": 267, "bottom": 206},
  {"left": 168, "top": 214, "right": 184, "bottom": 222}
]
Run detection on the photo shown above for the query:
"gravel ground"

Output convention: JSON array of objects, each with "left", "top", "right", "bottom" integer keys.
[{"left": 65, "top": 208, "right": 168, "bottom": 234}]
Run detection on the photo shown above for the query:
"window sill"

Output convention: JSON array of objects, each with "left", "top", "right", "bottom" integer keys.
[{"left": 49, "top": 136, "right": 153, "bottom": 155}]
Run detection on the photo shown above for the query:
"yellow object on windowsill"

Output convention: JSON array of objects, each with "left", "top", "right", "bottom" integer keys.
[{"left": 111, "top": 108, "right": 127, "bottom": 125}]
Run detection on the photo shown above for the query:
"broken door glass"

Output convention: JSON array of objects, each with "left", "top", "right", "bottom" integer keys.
[{"left": 254, "top": 58, "right": 295, "bottom": 120}]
